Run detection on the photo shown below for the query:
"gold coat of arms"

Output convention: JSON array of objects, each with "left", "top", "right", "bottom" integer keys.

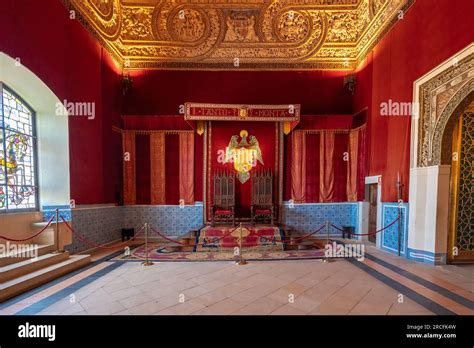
[{"left": 224, "top": 130, "right": 263, "bottom": 183}]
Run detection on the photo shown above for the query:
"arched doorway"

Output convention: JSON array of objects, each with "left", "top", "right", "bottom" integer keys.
[
  {"left": 445, "top": 98, "right": 474, "bottom": 263},
  {"left": 409, "top": 43, "right": 473, "bottom": 265}
]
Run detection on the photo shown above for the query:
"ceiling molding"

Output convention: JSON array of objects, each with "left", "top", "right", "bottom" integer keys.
[{"left": 62, "top": 0, "right": 414, "bottom": 70}]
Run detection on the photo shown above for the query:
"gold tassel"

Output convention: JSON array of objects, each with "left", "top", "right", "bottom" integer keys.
[
  {"left": 283, "top": 121, "right": 291, "bottom": 135},
  {"left": 197, "top": 121, "right": 205, "bottom": 135}
]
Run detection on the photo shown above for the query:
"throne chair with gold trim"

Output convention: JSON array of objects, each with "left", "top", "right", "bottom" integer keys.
[
  {"left": 212, "top": 171, "right": 235, "bottom": 227},
  {"left": 251, "top": 170, "right": 274, "bottom": 225}
]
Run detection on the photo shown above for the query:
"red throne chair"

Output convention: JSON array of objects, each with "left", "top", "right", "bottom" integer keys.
[
  {"left": 212, "top": 171, "right": 235, "bottom": 227},
  {"left": 251, "top": 170, "right": 274, "bottom": 225}
]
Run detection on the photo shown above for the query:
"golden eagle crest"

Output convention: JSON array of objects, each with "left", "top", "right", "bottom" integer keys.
[{"left": 224, "top": 130, "right": 263, "bottom": 183}]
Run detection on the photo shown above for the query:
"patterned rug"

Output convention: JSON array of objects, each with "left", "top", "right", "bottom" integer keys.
[
  {"left": 195, "top": 225, "right": 283, "bottom": 252},
  {"left": 114, "top": 244, "right": 326, "bottom": 262}
]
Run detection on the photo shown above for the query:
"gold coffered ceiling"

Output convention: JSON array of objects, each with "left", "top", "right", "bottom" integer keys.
[{"left": 64, "top": 0, "right": 413, "bottom": 70}]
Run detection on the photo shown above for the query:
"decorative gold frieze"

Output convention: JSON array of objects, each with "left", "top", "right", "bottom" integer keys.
[
  {"left": 224, "top": 10, "right": 260, "bottom": 42},
  {"left": 64, "top": 0, "right": 413, "bottom": 70},
  {"left": 122, "top": 7, "right": 154, "bottom": 40}
]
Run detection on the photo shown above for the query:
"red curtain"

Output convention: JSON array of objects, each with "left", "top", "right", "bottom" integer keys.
[
  {"left": 347, "top": 130, "right": 359, "bottom": 201},
  {"left": 179, "top": 132, "right": 195, "bottom": 205},
  {"left": 333, "top": 133, "right": 348, "bottom": 201},
  {"left": 357, "top": 126, "right": 368, "bottom": 200},
  {"left": 305, "top": 133, "right": 320, "bottom": 202},
  {"left": 150, "top": 133, "right": 166, "bottom": 205},
  {"left": 122, "top": 133, "right": 136, "bottom": 205},
  {"left": 291, "top": 130, "right": 351, "bottom": 203},
  {"left": 135, "top": 135, "right": 150, "bottom": 204},
  {"left": 319, "top": 131, "right": 335, "bottom": 202},
  {"left": 291, "top": 130, "right": 306, "bottom": 203},
  {"left": 165, "top": 134, "right": 180, "bottom": 204}
]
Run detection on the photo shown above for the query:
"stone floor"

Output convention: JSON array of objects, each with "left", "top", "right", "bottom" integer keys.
[
  {"left": 34, "top": 259, "right": 432, "bottom": 315},
  {"left": 1, "top": 243, "right": 472, "bottom": 316}
]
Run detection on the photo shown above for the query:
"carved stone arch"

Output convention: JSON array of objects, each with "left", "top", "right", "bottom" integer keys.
[
  {"left": 415, "top": 51, "right": 473, "bottom": 168},
  {"left": 408, "top": 44, "right": 473, "bottom": 265},
  {"left": 439, "top": 90, "right": 474, "bottom": 165}
]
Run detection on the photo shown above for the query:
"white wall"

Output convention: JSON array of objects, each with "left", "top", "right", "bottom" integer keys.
[
  {"left": 0, "top": 52, "right": 70, "bottom": 207},
  {"left": 408, "top": 165, "right": 451, "bottom": 255}
]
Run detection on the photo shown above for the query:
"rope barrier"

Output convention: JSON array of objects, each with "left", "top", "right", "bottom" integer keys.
[
  {"left": 148, "top": 223, "right": 329, "bottom": 250},
  {"left": 148, "top": 226, "right": 189, "bottom": 246},
  {"left": 148, "top": 223, "right": 328, "bottom": 248},
  {"left": 331, "top": 215, "right": 401, "bottom": 237},
  {"left": 148, "top": 224, "right": 246, "bottom": 247},
  {"left": 0, "top": 215, "right": 55, "bottom": 242},
  {"left": 271, "top": 224, "right": 326, "bottom": 244},
  {"left": 60, "top": 215, "right": 146, "bottom": 250}
]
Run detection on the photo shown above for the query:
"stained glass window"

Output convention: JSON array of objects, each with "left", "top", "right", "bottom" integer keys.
[{"left": 0, "top": 83, "right": 38, "bottom": 211}]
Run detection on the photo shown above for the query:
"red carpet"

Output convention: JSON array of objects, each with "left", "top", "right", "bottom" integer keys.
[
  {"left": 195, "top": 225, "right": 283, "bottom": 252},
  {"left": 115, "top": 244, "right": 326, "bottom": 262}
]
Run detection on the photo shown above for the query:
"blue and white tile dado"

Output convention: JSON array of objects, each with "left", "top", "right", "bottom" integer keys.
[
  {"left": 42, "top": 205, "right": 72, "bottom": 222},
  {"left": 42, "top": 201, "right": 448, "bottom": 266},
  {"left": 381, "top": 203, "right": 409, "bottom": 257},
  {"left": 282, "top": 202, "right": 360, "bottom": 236},
  {"left": 406, "top": 248, "right": 447, "bottom": 265}
]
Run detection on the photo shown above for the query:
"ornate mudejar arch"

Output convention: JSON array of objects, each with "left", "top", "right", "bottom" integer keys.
[
  {"left": 409, "top": 44, "right": 473, "bottom": 264},
  {"left": 445, "top": 97, "right": 473, "bottom": 263}
]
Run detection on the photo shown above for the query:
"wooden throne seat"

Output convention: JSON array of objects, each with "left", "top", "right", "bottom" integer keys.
[
  {"left": 251, "top": 170, "right": 274, "bottom": 225},
  {"left": 212, "top": 171, "right": 235, "bottom": 227}
]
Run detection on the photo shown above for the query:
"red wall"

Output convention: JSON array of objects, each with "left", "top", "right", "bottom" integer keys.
[
  {"left": 0, "top": 0, "right": 122, "bottom": 204},
  {"left": 3, "top": 0, "right": 472, "bottom": 205},
  {"left": 354, "top": 0, "right": 474, "bottom": 202},
  {"left": 124, "top": 70, "right": 352, "bottom": 115}
]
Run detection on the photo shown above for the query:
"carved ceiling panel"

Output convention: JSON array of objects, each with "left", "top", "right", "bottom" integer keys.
[{"left": 63, "top": 0, "right": 413, "bottom": 70}]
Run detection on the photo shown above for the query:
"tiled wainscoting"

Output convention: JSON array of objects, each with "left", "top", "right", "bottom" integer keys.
[
  {"left": 122, "top": 203, "right": 204, "bottom": 237},
  {"left": 60, "top": 203, "right": 204, "bottom": 253},
  {"left": 42, "top": 205, "right": 72, "bottom": 222},
  {"left": 406, "top": 248, "right": 447, "bottom": 265},
  {"left": 282, "top": 202, "right": 361, "bottom": 237},
  {"left": 380, "top": 203, "right": 409, "bottom": 257},
  {"left": 44, "top": 202, "right": 440, "bottom": 264},
  {"left": 66, "top": 206, "right": 124, "bottom": 254},
  {"left": 379, "top": 202, "right": 446, "bottom": 265}
]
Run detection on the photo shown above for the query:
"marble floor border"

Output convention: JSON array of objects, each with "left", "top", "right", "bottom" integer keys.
[
  {"left": 361, "top": 252, "right": 474, "bottom": 309},
  {"left": 344, "top": 257, "right": 455, "bottom": 315},
  {"left": 1, "top": 244, "right": 472, "bottom": 316},
  {"left": 0, "top": 250, "right": 125, "bottom": 311},
  {"left": 15, "top": 262, "right": 125, "bottom": 315}
]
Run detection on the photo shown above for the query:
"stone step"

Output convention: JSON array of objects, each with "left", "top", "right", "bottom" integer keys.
[
  {"left": 31, "top": 221, "right": 56, "bottom": 229},
  {"left": 0, "top": 244, "right": 56, "bottom": 267},
  {"left": 0, "top": 252, "right": 70, "bottom": 283},
  {"left": 32, "top": 228, "right": 55, "bottom": 246},
  {"left": 0, "top": 254, "right": 91, "bottom": 303}
]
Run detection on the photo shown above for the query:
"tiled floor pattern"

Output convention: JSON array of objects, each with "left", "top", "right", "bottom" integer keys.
[{"left": 0, "top": 243, "right": 472, "bottom": 316}]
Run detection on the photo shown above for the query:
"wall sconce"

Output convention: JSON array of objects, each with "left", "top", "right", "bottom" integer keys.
[
  {"left": 121, "top": 71, "right": 132, "bottom": 96},
  {"left": 344, "top": 74, "right": 357, "bottom": 95}
]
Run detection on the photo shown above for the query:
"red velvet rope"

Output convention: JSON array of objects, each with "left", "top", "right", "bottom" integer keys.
[
  {"left": 272, "top": 224, "right": 326, "bottom": 244},
  {"left": 0, "top": 215, "right": 55, "bottom": 242},
  {"left": 148, "top": 226, "right": 189, "bottom": 246},
  {"left": 149, "top": 225, "right": 241, "bottom": 246},
  {"left": 149, "top": 224, "right": 329, "bottom": 248},
  {"left": 60, "top": 215, "right": 146, "bottom": 249},
  {"left": 331, "top": 215, "right": 401, "bottom": 236}
]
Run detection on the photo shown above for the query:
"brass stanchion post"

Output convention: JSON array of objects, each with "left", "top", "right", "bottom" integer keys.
[
  {"left": 142, "top": 223, "right": 153, "bottom": 266},
  {"left": 236, "top": 223, "right": 247, "bottom": 265},
  {"left": 54, "top": 208, "right": 61, "bottom": 253},
  {"left": 323, "top": 220, "right": 331, "bottom": 263},
  {"left": 397, "top": 205, "right": 402, "bottom": 257},
  {"left": 396, "top": 172, "right": 403, "bottom": 257}
]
